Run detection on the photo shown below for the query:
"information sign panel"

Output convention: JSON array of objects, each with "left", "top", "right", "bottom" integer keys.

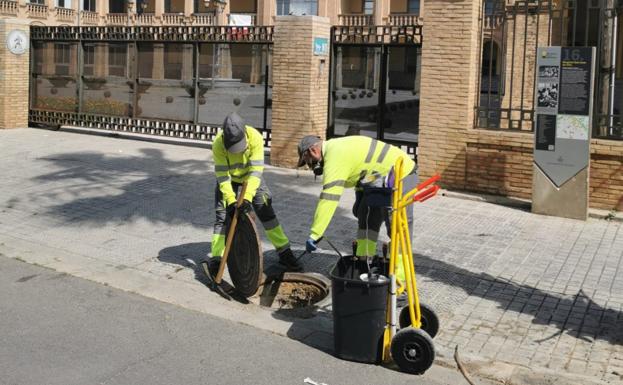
[{"left": 533, "top": 47, "right": 595, "bottom": 188}]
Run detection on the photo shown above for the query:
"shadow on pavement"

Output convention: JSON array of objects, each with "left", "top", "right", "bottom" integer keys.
[
  {"left": 27, "top": 148, "right": 355, "bottom": 232},
  {"left": 274, "top": 251, "right": 623, "bottom": 361},
  {"left": 157, "top": 241, "right": 252, "bottom": 304},
  {"left": 413, "top": 253, "right": 623, "bottom": 346},
  {"left": 29, "top": 149, "right": 214, "bottom": 227}
]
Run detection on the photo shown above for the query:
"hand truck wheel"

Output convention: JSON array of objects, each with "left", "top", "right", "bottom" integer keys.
[
  {"left": 391, "top": 327, "right": 435, "bottom": 375},
  {"left": 399, "top": 302, "right": 439, "bottom": 339}
]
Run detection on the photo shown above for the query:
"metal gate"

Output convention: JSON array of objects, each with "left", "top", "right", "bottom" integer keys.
[
  {"left": 327, "top": 25, "right": 423, "bottom": 156},
  {"left": 476, "top": 0, "right": 623, "bottom": 141},
  {"left": 28, "top": 25, "right": 274, "bottom": 146}
]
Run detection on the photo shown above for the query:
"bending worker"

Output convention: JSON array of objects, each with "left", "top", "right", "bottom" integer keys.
[
  {"left": 297, "top": 135, "right": 417, "bottom": 266},
  {"left": 206, "top": 113, "right": 302, "bottom": 274}
]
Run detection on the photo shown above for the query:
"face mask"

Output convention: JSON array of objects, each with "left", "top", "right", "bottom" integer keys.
[{"left": 312, "top": 160, "right": 324, "bottom": 176}]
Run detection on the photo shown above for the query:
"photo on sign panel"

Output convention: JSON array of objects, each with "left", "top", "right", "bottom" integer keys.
[
  {"left": 539, "top": 65, "right": 559, "bottom": 78},
  {"left": 537, "top": 82, "right": 558, "bottom": 108}
]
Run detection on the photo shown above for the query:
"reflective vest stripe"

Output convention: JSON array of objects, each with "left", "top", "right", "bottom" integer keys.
[
  {"left": 323, "top": 180, "right": 346, "bottom": 190},
  {"left": 319, "top": 192, "right": 341, "bottom": 201},
  {"left": 364, "top": 139, "right": 378, "bottom": 163},
  {"left": 377, "top": 143, "right": 391, "bottom": 163}
]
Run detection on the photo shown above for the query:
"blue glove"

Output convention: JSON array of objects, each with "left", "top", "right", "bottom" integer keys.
[{"left": 306, "top": 238, "right": 318, "bottom": 253}]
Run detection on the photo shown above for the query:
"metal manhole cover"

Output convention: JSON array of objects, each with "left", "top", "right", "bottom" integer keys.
[{"left": 227, "top": 212, "right": 263, "bottom": 297}]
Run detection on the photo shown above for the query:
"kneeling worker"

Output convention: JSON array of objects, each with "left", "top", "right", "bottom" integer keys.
[
  {"left": 297, "top": 135, "right": 417, "bottom": 269},
  {"left": 206, "top": 113, "right": 302, "bottom": 274}
]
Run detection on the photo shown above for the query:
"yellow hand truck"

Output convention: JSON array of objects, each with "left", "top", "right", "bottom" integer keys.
[{"left": 381, "top": 157, "right": 441, "bottom": 374}]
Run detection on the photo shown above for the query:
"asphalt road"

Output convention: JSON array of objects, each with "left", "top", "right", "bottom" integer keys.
[{"left": 0, "top": 256, "right": 481, "bottom": 385}]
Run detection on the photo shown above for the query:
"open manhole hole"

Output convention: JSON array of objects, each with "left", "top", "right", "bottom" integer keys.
[{"left": 250, "top": 272, "right": 330, "bottom": 311}]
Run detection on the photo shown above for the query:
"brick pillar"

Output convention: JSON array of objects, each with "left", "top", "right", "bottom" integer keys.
[
  {"left": 417, "top": 0, "right": 481, "bottom": 189},
  {"left": 270, "top": 16, "right": 331, "bottom": 167},
  {"left": 0, "top": 19, "right": 30, "bottom": 129}
]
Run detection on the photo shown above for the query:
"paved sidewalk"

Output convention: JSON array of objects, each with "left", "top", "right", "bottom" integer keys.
[{"left": 1, "top": 128, "right": 621, "bottom": 384}]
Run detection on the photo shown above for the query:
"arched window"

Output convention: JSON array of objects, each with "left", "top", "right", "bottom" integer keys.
[{"left": 481, "top": 40, "right": 498, "bottom": 76}]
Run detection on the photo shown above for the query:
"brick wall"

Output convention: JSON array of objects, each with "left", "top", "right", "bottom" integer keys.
[
  {"left": 270, "top": 16, "right": 330, "bottom": 167},
  {"left": 590, "top": 140, "right": 623, "bottom": 211},
  {"left": 0, "top": 20, "right": 30, "bottom": 129},
  {"left": 464, "top": 131, "right": 623, "bottom": 211},
  {"left": 466, "top": 130, "right": 534, "bottom": 198}
]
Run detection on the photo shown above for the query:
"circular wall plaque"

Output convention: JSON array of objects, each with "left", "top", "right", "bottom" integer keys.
[{"left": 6, "top": 30, "right": 28, "bottom": 55}]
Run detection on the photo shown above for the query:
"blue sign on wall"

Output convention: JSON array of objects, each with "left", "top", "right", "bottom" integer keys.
[{"left": 313, "top": 37, "right": 329, "bottom": 56}]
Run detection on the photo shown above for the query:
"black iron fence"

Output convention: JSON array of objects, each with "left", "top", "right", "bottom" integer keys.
[
  {"left": 29, "top": 26, "right": 274, "bottom": 146},
  {"left": 328, "top": 25, "right": 423, "bottom": 158},
  {"left": 476, "top": 0, "right": 623, "bottom": 140}
]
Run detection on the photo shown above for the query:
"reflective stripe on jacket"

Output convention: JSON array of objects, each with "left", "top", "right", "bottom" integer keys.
[
  {"left": 310, "top": 136, "right": 415, "bottom": 240},
  {"left": 213, "top": 125, "right": 265, "bottom": 205}
]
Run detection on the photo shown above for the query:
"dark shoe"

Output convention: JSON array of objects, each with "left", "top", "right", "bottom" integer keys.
[
  {"left": 278, "top": 248, "right": 302, "bottom": 272},
  {"left": 206, "top": 257, "right": 222, "bottom": 278}
]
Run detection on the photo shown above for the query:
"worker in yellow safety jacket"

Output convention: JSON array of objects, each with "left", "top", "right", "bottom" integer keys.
[
  {"left": 205, "top": 113, "right": 302, "bottom": 274},
  {"left": 297, "top": 135, "right": 417, "bottom": 273}
]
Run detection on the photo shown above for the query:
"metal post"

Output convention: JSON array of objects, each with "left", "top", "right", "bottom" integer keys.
[
  {"left": 193, "top": 42, "right": 199, "bottom": 124},
  {"left": 326, "top": 32, "right": 335, "bottom": 138},
  {"left": 609, "top": 11, "right": 618, "bottom": 135},
  {"left": 132, "top": 42, "right": 139, "bottom": 118},
  {"left": 263, "top": 63, "right": 268, "bottom": 131},
  {"left": 378, "top": 46, "right": 388, "bottom": 140},
  {"left": 77, "top": 41, "right": 84, "bottom": 113}
]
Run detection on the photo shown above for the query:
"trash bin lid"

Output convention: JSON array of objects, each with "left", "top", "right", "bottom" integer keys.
[{"left": 227, "top": 212, "right": 263, "bottom": 297}]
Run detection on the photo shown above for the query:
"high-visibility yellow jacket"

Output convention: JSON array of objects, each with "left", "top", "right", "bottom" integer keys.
[
  {"left": 213, "top": 125, "right": 265, "bottom": 205},
  {"left": 310, "top": 136, "right": 416, "bottom": 240}
]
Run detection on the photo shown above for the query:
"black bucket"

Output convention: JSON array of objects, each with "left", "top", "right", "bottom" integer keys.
[{"left": 329, "top": 257, "right": 389, "bottom": 364}]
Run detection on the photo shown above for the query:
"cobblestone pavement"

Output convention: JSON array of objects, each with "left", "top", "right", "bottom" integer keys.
[{"left": 1, "top": 128, "right": 622, "bottom": 384}]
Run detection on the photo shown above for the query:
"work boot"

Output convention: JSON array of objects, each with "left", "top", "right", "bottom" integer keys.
[
  {"left": 278, "top": 248, "right": 303, "bottom": 272},
  {"left": 206, "top": 257, "right": 222, "bottom": 278}
]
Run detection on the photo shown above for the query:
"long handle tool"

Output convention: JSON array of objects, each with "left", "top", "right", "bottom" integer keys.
[{"left": 202, "top": 181, "right": 248, "bottom": 300}]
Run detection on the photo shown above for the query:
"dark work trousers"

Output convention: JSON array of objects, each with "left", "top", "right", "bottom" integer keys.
[
  {"left": 353, "top": 172, "right": 418, "bottom": 258},
  {"left": 212, "top": 179, "right": 290, "bottom": 258}
]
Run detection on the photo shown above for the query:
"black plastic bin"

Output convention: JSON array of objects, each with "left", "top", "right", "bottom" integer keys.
[{"left": 330, "top": 257, "right": 389, "bottom": 364}]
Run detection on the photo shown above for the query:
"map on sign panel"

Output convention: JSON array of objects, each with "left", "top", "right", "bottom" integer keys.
[{"left": 556, "top": 114, "right": 589, "bottom": 140}]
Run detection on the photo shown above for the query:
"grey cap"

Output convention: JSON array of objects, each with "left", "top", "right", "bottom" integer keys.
[
  {"left": 297, "top": 135, "right": 322, "bottom": 167},
  {"left": 223, "top": 112, "right": 247, "bottom": 154}
]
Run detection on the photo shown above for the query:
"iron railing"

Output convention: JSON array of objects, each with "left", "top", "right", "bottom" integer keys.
[
  {"left": 29, "top": 26, "right": 274, "bottom": 147},
  {"left": 328, "top": 25, "right": 422, "bottom": 158},
  {"left": 332, "top": 25, "right": 423, "bottom": 45},
  {"left": 30, "top": 25, "right": 274, "bottom": 43},
  {"left": 476, "top": 0, "right": 623, "bottom": 140}
]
